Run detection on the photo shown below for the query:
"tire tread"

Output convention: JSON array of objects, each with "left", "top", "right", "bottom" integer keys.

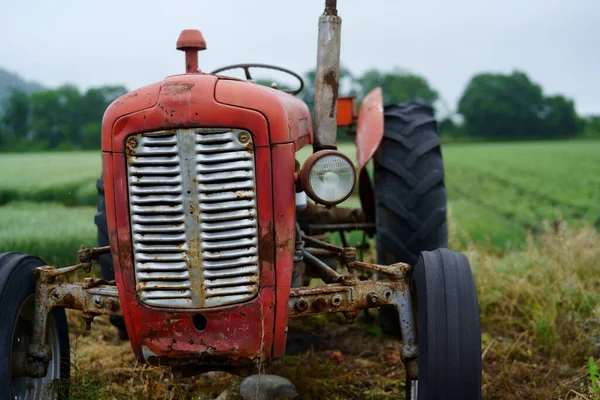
[
  {"left": 412, "top": 249, "right": 481, "bottom": 400},
  {"left": 375, "top": 102, "right": 448, "bottom": 267}
]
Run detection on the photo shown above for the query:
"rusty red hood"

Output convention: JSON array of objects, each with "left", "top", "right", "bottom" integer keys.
[{"left": 102, "top": 74, "right": 312, "bottom": 153}]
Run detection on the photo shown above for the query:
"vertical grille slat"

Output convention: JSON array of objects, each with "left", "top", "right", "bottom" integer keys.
[{"left": 127, "top": 128, "right": 260, "bottom": 309}]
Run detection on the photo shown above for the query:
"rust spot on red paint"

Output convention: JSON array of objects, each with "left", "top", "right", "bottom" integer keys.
[
  {"left": 118, "top": 237, "right": 133, "bottom": 267},
  {"left": 259, "top": 229, "right": 274, "bottom": 264},
  {"left": 125, "top": 136, "right": 138, "bottom": 158},
  {"left": 162, "top": 82, "right": 195, "bottom": 95},
  {"left": 324, "top": 70, "right": 339, "bottom": 118},
  {"left": 144, "top": 328, "right": 159, "bottom": 341},
  {"left": 113, "top": 90, "right": 139, "bottom": 107},
  {"left": 278, "top": 236, "right": 294, "bottom": 251}
]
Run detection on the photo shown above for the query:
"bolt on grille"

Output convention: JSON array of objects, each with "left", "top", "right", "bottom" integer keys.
[{"left": 126, "top": 128, "right": 259, "bottom": 308}]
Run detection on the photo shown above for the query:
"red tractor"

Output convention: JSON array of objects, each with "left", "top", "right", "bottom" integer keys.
[{"left": 1, "top": 2, "right": 481, "bottom": 399}]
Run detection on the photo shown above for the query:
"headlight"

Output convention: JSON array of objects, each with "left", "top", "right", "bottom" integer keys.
[{"left": 300, "top": 150, "right": 356, "bottom": 206}]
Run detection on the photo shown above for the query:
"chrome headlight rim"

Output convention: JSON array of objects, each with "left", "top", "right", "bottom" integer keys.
[{"left": 299, "top": 149, "right": 356, "bottom": 206}]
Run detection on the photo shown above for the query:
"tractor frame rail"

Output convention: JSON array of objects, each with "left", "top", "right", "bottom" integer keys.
[{"left": 23, "top": 236, "right": 419, "bottom": 380}]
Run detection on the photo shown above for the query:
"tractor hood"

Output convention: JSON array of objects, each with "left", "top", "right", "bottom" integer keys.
[{"left": 101, "top": 73, "right": 312, "bottom": 153}]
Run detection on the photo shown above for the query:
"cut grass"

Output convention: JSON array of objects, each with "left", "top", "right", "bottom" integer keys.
[{"left": 60, "top": 223, "right": 600, "bottom": 399}]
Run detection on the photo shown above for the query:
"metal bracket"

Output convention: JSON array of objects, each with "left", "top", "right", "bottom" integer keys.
[
  {"left": 22, "top": 249, "right": 120, "bottom": 378},
  {"left": 288, "top": 279, "right": 418, "bottom": 362}
]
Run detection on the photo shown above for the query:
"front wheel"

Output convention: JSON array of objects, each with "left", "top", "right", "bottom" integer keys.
[
  {"left": 407, "top": 249, "right": 481, "bottom": 400},
  {"left": 0, "top": 253, "right": 70, "bottom": 399}
]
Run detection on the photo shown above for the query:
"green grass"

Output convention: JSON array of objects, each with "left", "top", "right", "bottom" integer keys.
[
  {"left": 62, "top": 224, "right": 600, "bottom": 399},
  {"left": 0, "top": 151, "right": 101, "bottom": 206},
  {"left": 444, "top": 140, "right": 600, "bottom": 249},
  {"left": 307, "top": 140, "right": 600, "bottom": 250},
  {"left": 0, "top": 140, "right": 598, "bottom": 252},
  {"left": 1, "top": 142, "right": 598, "bottom": 398},
  {"left": 0, "top": 202, "right": 96, "bottom": 266}
]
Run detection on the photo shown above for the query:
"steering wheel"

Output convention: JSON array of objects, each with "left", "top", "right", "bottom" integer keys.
[{"left": 211, "top": 63, "right": 304, "bottom": 95}]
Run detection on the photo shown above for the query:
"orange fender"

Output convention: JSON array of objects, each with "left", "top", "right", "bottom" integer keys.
[
  {"left": 355, "top": 88, "right": 383, "bottom": 221},
  {"left": 355, "top": 87, "right": 384, "bottom": 172}
]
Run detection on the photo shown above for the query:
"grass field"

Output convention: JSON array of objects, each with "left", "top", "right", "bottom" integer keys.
[
  {"left": 1, "top": 140, "right": 599, "bottom": 398},
  {"left": 64, "top": 224, "right": 600, "bottom": 399},
  {"left": 0, "top": 152, "right": 101, "bottom": 206},
  {"left": 1, "top": 139, "right": 598, "bottom": 264}
]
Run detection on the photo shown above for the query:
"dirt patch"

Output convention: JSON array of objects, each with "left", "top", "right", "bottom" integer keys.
[{"left": 66, "top": 310, "right": 587, "bottom": 399}]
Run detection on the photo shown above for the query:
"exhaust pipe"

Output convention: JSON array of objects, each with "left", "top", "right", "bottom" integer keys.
[{"left": 313, "top": 0, "right": 342, "bottom": 152}]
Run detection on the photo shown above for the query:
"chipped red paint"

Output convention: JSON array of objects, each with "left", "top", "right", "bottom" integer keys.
[
  {"left": 355, "top": 87, "right": 384, "bottom": 172},
  {"left": 101, "top": 73, "right": 310, "bottom": 366},
  {"left": 215, "top": 79, "right": 312, "bottom": 150},
  {"left": 271, "top": 143, "right": 297, "bottom": 358}
]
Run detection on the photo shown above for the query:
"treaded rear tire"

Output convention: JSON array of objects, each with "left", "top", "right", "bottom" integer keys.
[
  {"left": 375, "top": 103, "right": 447, "bottom": 265},
  {"left": 409, "top": 249, "right": 481, "bottom": 400},
  {"left": 375, "top": 103, "right": 448, "bottom": 336}
]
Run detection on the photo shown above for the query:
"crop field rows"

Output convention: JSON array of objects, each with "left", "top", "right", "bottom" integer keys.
[
  {"left": 2, "top": 140, "right": 598, "bottom": 264},
  {"left": 444, "top": 140, "right": 600, "bottom": 249}
]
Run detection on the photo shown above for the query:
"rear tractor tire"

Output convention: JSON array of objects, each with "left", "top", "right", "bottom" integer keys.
[
  {"left": 0, "top": 252, "right": 70, "bottom": 399},
  {"left": 374, "top": 102, "right": 448, "bottom": 336}
]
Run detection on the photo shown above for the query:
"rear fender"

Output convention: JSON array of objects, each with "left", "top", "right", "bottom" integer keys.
[
  {"left": 355, "top": 87, "right": 384, "bottom": 172},
  {"left": 355, "top": 87, "right": 383, "bottom": 221}
]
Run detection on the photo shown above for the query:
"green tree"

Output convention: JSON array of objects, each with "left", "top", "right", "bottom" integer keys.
[
  {"left": 55, "top": 84, "right": 83, "bottom": 147},
  {"left": 29, "top": 89, "right": 63, "bottom": 148},
  {"left": 460, "top": 71, "right": 549, "bottom": 139},
  {"left": 541, "top": 95, "right": 581, "bottom": 138},
  {"left": 583, "top": 115, "right": 600, "bottom": 138},
  {"left": 357, "top": 68, "right": 439, "bottom": 107},
  {"left": 77, "top": 86, "right": 127, "bottom": 149},
  {"left": 438, "top": 117, "right": 464, "bottom": 138},
  {"left": 458, "top": 71, "right": 582, "bottom": 139},
  {"left": 0, "top": 89, "right": 30, "bottom": 148},
  {"left": 0, "top": 84, "right": 127, "bottom": 151}
]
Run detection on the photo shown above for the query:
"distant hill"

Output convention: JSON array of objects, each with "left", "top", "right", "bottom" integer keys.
[{"left": 0, "top": 67, "right": 45, "bottom": 105}]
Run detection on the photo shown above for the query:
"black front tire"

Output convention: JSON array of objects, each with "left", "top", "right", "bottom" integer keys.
[
  {"left": 375, "top": 102, "right": 448, "bottom": 336},
  {"left": 407, "top": 249, "right": 481, "bottom": 400},
  {"left": 0, "top": 253, "right": 70, "bottom": 399}
]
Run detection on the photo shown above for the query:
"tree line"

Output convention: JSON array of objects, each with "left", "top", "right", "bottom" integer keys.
[
  {"left": 297, "top": 68, "right": 588, "bottom": 141},
  {"left": 0, "top": 68, "right": 596, "bottom": 151},
  {"left": 0, "top": 85, "right": 126, "bottom": 151}
]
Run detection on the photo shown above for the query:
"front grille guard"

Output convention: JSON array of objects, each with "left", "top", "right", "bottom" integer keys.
[{"left": 126, "top": 128, "right": 260, "bottom": 309}]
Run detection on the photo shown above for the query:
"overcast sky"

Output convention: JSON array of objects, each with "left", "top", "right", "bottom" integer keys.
[{"left": 2, "top": 0, "right": 599, "bottom": 115}]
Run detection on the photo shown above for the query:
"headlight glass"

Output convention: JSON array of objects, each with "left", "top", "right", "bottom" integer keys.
[{"left": 303, "top": 152, "right": 355, "bottom": 205}]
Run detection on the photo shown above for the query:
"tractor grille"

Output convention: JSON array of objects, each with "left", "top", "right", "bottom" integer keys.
[{"left": 126, "top": 128, "right": 259, "bottom": 309}]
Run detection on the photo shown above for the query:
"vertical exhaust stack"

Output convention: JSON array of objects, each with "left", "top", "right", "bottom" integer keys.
[{"left": 313, "top": 0, "right": 342, "bottom": 152}]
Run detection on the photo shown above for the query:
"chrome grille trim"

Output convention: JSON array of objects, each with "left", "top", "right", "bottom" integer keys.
[{"left": 126, "top": 128, "right": 259, "bottom": 309}]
